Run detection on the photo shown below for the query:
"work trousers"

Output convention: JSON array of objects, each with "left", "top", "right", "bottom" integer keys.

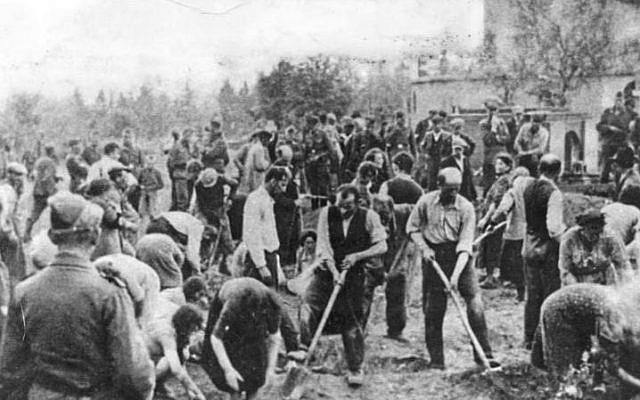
[
  {"left": 523, "top": 236, "right": 560, "bottom": 346},
  {"left": 300, "top": 267, "right": 365, "bottom": 371},
  {"left": 500, "top": 239, "right": 525, "bottom": 299},
  {"left": 304, "top": 162, "right": 331, "bottom": 209},
  {"left": 478, "top": 229, "right": 503, "bottom": 277},
  {"left": 422, "top": 242, "right": 492, "bottom": 365},
  {"left": 245, "top": 250, "right": 300, "bottom": 353},
  {"left": 170, "top": 177, "right": 189, "bottom": 212}
]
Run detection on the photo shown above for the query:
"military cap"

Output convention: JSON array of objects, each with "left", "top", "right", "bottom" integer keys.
[{"left": 48, "top": 191, "right": 103, "bottom": 234}]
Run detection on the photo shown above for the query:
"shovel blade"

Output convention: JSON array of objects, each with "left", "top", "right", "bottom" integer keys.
[{"left": 280, "top": 364, "right": 310, "bottom": 399}]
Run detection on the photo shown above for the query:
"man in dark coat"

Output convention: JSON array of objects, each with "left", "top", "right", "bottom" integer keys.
[
  {"left": 420, "top": 114, "right": 452, "bottom": 190},
  {"left": 597, "top": 92, "right": 636, "bottom": 183},
  {"left": 439, "top": 136, "right": 477, "bottom": 202}
]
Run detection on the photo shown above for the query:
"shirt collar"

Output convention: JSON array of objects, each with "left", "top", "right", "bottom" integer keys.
[
  {"left": 396, "top": 172, "right": 412, "bottom": 180},
  {"left": 539, "top": 174, "right": 559, "bottom": 190},
  {"left": 51, "top": 250, "right": 94, "bottom": 270}
]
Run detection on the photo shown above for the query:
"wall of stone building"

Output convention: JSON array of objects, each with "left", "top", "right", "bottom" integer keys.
[{"left": 410, "top": 74, "right": 635, "bottom": 174}]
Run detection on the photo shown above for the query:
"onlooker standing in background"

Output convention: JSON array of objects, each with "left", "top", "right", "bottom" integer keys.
[
  {"left": 514, "top": 114, "right": 549, "bottom": 177},
  {"left": 137, "top": 153, "right": 164, "bottom": 238},
  {"left": 479, "top": 97, "right": 510, "bottom": 196},
  {"left": 597, "top": 91, "right": 635, "bottom": 183}
]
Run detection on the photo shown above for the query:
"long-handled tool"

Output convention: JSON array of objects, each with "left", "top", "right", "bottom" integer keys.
[
  {"left": 281, "top": 268, "right": 349, "bottom": 399},
  {"left": 428, "top": 257, "right": 497, "bottom": 371}
]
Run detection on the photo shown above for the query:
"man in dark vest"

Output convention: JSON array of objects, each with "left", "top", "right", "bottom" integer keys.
[
  {"left": 300, "top": 184, "right": 387, "bottom": 387},
  {"left": 522, "top": 154, "right": 566, "bottom": 349}
]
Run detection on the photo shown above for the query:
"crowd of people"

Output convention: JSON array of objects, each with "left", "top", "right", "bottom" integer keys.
[{"left": 0, "top": 92, "right": 639, "bottom": 399}]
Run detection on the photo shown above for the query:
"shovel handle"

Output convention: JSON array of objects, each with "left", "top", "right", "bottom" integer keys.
[
  {"left": 303, "top": 268, "right": 348, "bottom": 367},
  {"left": 428, "top": 257, "right": 492, "bottom": 370}
]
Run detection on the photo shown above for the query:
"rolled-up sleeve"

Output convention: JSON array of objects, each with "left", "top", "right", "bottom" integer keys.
[
  {"left": 315, "top": 207, "right": 334, "bottom": 262},
  {"left": 546, "top": 190, "right": 566, "bottom": 239},
  {"left": 366, "top": 210, "right": 388, "bottom": 244},
  {"left": 493, "top": 189, "right": 515, "bottom": 223},
  {"left": 456, "top": 203, "right": 475, "bottom": 254},
  {"left": 406, "top": 196, "right": 427, "bottom": 236}
]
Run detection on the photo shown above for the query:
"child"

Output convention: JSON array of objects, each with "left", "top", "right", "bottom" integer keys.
[{"left": 137, "top": 153, "right": 164, "bottom": 238}]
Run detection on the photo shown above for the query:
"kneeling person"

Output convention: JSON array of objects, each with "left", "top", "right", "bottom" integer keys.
[
  {"left": 145, "top": 303, "right": 206, "bottom": 400},
  {"left": 202, "top": 278, "right": 283, "bottom": 400},
  {"left": 300, "top": 184, "right": 387, "bottom": 387}
]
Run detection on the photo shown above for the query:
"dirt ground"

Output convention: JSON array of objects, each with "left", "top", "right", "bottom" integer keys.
[
  {"left": 159, "top": 191, "right": 610, "bottom": 400},
  {"left": 21, "top": 168, "right": 611, "bottom": 400}
]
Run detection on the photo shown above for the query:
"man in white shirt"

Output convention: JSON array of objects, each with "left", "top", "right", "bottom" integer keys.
[{"left": 242, "top": 166, "right": 307, "bottom": 357}]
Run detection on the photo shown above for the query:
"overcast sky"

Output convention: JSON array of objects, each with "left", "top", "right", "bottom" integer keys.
[{"left": 0, "top": 0, "right": 484, "bottom": 100}]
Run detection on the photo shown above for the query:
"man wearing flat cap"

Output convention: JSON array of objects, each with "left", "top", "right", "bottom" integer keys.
[
  {"left": 480, "top": 97, "right": 510, "bottom": 194},
  {"left": 597, "top": 92, "right": 636, "bottom": 183},
  {"left": 420, "top": 112, "right": 453, "bottom": 191},
  {"left": 439, "top": 136, "right": 477, "bottom": 202},
  {"left": 407, "top": 167, "right": 498, "bottom": 370},
  {"left": 25, "top": 146, "right": 60, "bottom": 241},
  {"left": 558, "top": 209, "right": 627, "bottom": 286},
  {"left": 384, "top": 110, "right": 416, "bottom": 159},
  {"left": 204, "top": 118, "right": 230, "bottom": 167},
  {"left": 0, "top": 191, "right": 155, "bottom": 400},
  {"left": 304, "top": 115, "right": 339, "bottom": 208},
  {"left": 240, "top": 125, "right": 273, "bottom": 193},
  {"left": 611, "top": 146, "right": 640, "bottom": 200},
  {"left": 450, "top": 118, "right": 476, "bottom": 157},
  {"left": 514, "top": 114, "right": 549, "bottom": 177}
]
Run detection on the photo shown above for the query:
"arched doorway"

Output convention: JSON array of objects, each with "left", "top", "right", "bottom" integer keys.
[{"left": 564, "top": 130, "right": 584, "bottom": 174}]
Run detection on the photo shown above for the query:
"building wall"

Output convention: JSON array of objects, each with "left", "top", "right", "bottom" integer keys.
[{"left": 410, "top": 74, "right": 635, "bottom": 174}]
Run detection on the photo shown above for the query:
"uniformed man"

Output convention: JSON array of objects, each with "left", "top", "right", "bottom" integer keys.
[
  {"left": 420, "top": 113, "right": 452, "bottom": 190},
  {"left": 25, "top": 146, "right": 59, "bottom": 241},
  {"left": 406, "top": 168, "right": 499, "bottom": 369},
  {"left": 304, "top": 116, "right": 338, "bottom": 209},
  {"left": 0, "top": 191, "right": 155, "bottom": 399},
  {"left": 384, "top": 110, "right": 415, "bottom": 159},
  {"left": 597, "top": 92, "right": 636, "bottom": 183}
]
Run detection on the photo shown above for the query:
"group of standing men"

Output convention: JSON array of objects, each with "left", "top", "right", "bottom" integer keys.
[{"left": 2, "top": 88, "right": 640, "bottom": 400}]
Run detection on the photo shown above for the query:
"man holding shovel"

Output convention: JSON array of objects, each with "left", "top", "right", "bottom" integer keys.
[
  {"left": 299, "top": 184, "right": 387, "bottom": 387},
  {"left": 406, "top": 167, "right": 499, "bottom": 370}
]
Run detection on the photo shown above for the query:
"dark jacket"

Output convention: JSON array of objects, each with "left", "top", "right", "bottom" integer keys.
[
  {"left": 0, "top": 252, "right": 154, "bottom": 400},
  {"left": 440, "top": 155, "right": 477, "bottom": 202}
]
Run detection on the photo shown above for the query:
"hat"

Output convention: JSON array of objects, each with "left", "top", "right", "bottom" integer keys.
[
  {"left": 575, "top": 209, "right": 605, "bottom": 227},
  {"left": 610, "top": 146, "right": 636, "bottom": 168},
  {"left": 107, "top": 162, "right": 131, "bottom": 177},
  {"left": 68, "top": 139, "right": 80, "bottom": 147},
  {"left": 6, "top": 162, "right": 26, "bottom": 175},
  {"left": 450, "top": 118, "right": 465, "bottom": 129},
  {"left": 431, "top": 114, "right": 444, "bottom": 123},
  {"left": 199, "top": 168, "right": 218, "bottom": 188},
  {"left": 484, "top": 96, "right": 501, "bottom": 109},
  {"left": 327, "top": 113, "right": 337, "bottom": 121},
  {"left": 278, "top": 145, "right": 293, "bottom": 162},
  {"left": 48, "top": 191, "right": 103, "bottom": 234},
  {"left": 512, "top": 105, "right": 524, "bottom": 114},
  {"left": 205, "top": 117, "right": 222, "bottom": 131},
  {"left": 495, "top": 152, "right": 514, "bottom": 167},
  {"left": 452, "top": 136, "right": 468, "bottom": 149},
  {"left": 341, "top": 116, "right": 354, "bottom": 126}
]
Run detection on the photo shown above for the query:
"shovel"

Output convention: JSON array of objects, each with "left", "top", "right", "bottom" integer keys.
[
  {"left": 281, "top": 268, "right": 349, "bottom": 399},
  {"left": 428, "top": 257, "right": 500, "bottom": 372}
]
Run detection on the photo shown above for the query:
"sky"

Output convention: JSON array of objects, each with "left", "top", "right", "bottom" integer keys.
[{"left": 0, "top": 0, "right": 484, "bottom": 101}]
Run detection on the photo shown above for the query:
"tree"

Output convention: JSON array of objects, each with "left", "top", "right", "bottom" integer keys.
[
  {"left": 256, "top": 55, "right": 355, "bottom": 124},
  {"left": 511, "top": 0, "right": 615, "bottom": 106}
]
